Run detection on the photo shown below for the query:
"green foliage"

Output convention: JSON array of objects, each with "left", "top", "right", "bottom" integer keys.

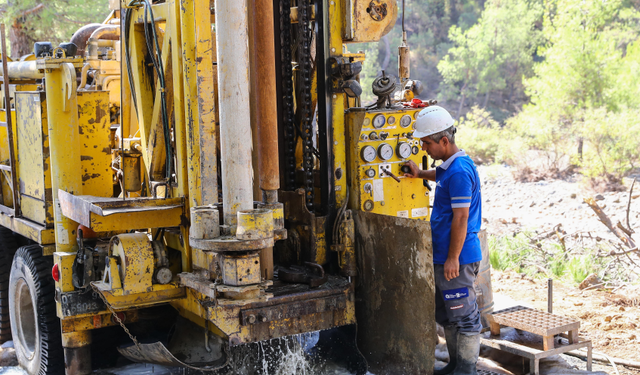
[
  {"left": 437, "top": 0, "right": 543, "bottom": 118},
  {"left": 456, "top": 106, "right": 502, "bottom": 164},
  {"left": 1, "top": 0, "right": 110, "bottom": 53},
  {"left": 489, "top": 232, "right": 606, "bottom": 286}
]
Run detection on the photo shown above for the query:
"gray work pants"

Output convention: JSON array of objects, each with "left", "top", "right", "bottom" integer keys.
[{"left": 434, "top": 262, "right": 482, "bottom": 334}]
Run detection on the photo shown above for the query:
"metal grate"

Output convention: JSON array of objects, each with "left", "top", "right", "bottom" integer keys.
[{"left": 489, "top": 305, "right": 579, "bottom": 337}]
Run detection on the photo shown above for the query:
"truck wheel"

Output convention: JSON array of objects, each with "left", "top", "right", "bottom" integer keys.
[
  {"left": 9, "top": 245, "right": 64, "bottom": 375},
  {"left": 0, "top": 227, "right": 19, "bottom": 343}
]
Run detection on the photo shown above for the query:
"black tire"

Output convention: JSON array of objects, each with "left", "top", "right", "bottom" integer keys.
[
  {"left": 0, "top": 227, "right": 19, "bottom": 343},
  {"left": 9, "top": 245, "right": 64, "bottom": 375}
]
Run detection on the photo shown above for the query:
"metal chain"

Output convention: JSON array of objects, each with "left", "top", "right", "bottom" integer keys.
[
  {"left": 91, "top": 285, "right": 141, "bottom": 350},
  {"left": 280, "top": 0, "right": 296, "bottom": 191},
  {"left": 299, "top": 0, "right": 315, "bottom": 210}
]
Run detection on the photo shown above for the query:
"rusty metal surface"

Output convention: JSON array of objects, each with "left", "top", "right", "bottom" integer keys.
[
  {"left": 58, "top": 190, "right": 183, "bottom": 224},
  {"left": 221, "top": 252, "right": 261, "bottom": 286},
  {"left": 69, "top": 24, "right": 102, "bottom": 57},
  {"left": 489, "top": 306, "right": 580, "bottom": 337},
  {"left": 189, "top": 235, "right": 274, "bottom": 252},
  {"left": 353, "top": 210, "right": 435, "bottom": 375},
  {"left": 346, "top": 0, "right": 398, "bottom": 43},
  {"left": 251, "top": 0, "right": 280, "bottom": 192},
  {"left": 278, "top": 190, "right": 328, "bottom": 265},
  {"left": 240, "top": 294, "right": 346, "bottom": 326}
]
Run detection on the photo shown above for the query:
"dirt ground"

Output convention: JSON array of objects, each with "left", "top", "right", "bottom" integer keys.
[
  {"left": 491, "top": 269, "right": 640, "bottom": 374},
  {"left": 478, "top": 165, "right": 640, "bottom": 374}
]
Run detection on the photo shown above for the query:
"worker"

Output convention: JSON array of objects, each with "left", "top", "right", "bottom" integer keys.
[{"left": 404, "top": 105, "right": 483, "bottom": 375}]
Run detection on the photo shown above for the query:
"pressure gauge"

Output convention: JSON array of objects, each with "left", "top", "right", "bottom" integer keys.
[
  {"left": 414, "top": 111, "right": 420, "bottom": 119},
  {"left": 372, "top": 114, "right": 386, "bottom": 129},
  {"left": 364, "top": 168, "right": 376, "bottom": 178},
  {"left": 363, "top": 118, "right": 371, "bottom": 126},
  {"left": 387, "top": 116, "right": 396, "bottom": 125},
  {"left": 361, "top": 145, "right": 377, "bottom": 163},
  {"left": 397, "top": 142, "right": 412, "bottom": 159},
  {"left": 412, "top": 145, "right": 420, "bottom": 155},
  {"left": 400, "top": 115, "right": 412, "bottom": 128},
  {"left": 363, "top": 200, "right": 374, "bottom": 211},
  {"left": 378, "top": 143, "right": 394, "bottom": 161}
]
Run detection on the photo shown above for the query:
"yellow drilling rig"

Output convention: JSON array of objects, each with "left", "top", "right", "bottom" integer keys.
[{"left": 0, "top": 0, "right": 439, "bottom": 374}]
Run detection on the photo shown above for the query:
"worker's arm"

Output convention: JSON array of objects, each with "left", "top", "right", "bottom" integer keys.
[
  {"left": 403, "top": 160, "right": 436, "bottom": 181},
  {"left": 444, "top": 206, "right": 469, "bottom": 281}
]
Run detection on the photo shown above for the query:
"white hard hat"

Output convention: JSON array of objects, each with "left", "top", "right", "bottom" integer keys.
[{"left": 412, "top": 105, "right": 455, "bottom": 138}]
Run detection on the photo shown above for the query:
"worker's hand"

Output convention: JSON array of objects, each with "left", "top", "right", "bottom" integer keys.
[
  {"left": 403, "top": 160, "right": 420, "bottom": 178},
  {"left": 444, "top": 257, "right": 460, "bottom": 281}
]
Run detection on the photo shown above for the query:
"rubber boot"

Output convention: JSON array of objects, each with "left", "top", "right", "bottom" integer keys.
[
  {"left": 452, "top": 333, "right": 480, "bottom": 375},
  {"left": 435, "top": 326, "right": 458, "bottom": 375}
]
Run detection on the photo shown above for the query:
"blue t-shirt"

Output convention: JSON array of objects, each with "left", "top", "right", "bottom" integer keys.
[{"left": 431, "top": 151, "right": 482, "bottom": 265}]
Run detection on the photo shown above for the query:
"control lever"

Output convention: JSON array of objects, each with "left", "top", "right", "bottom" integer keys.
[
  {"left": 382, "top": 167, "right": 401, "bottom": 183},
  {"left": 422, "top": 156, "right": 432, "bottom": 191}
]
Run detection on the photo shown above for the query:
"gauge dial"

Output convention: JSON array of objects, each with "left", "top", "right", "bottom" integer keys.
[
  {"left": 400, "top": 115, "right": 412, "bottom": 128},
  {"left": 387, "top": 116, "right": 396, "bottom": 125},
  {"left": 414, "top": 111, "right": 420, "bottom": 119},
  {"left": 412, "top": 145, "right": 420, "bottom": 155},
  {"left": 363, "top": 200, "right": 374, "bottom": 211},
  {"left": 372, "top": 114, "right": 386, "bottom": 129},
  {"left": 378, "top": 143, "right": 394, "bottom": 161},
  {"left": 397, "top": 142, "right": 412, "bottom": 159},
  {"left": 365, "top": 168, "right": 376, "bottom": 178},
  {"left": 363, "top": 182, "right": 373, "bottom": 194},
  {"left": 361, "top": 145, "right": 377, "bottom": 163},
  {"left": 363, "top": 118, "right": 371, "bottom": 126}
]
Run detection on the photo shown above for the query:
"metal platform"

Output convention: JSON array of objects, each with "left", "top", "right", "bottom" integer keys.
[
  {"left": 484, "top": 306, "right": 592, "bottom": 375},
  {"left": 488, "top": 306, "right": 580, "bottom": 350}
]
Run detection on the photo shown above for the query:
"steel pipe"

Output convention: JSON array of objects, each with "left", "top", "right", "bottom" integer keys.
[
  {"left": 0, "top": 61, "right": 42, "bottom": 79},
  {"left": 251, "top": 0, "right": 280, "bottom": 199},
  {"left": 215, "top": 0, "right": 253, "bottom": 226}
]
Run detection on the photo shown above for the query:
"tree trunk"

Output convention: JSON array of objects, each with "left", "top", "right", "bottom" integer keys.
[
  {"left": 9, "top": 21, "right": 35, "bottom": 59},
  {"left": 482, "top": 91, "right": 490, "bottom": 108},
  {"left": 7, "top": 4, "right": 45, "bottom": 59}
]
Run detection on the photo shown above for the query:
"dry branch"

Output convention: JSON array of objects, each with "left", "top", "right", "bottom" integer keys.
[{"left": 584, "top": 197, "right": 636, "bottom": 249}]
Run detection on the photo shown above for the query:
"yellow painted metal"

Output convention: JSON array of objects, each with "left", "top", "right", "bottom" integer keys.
[
  {"left": 346, "top": 109, "right": 431, "bottom": 219},
  {"left": 0, "top": 213, "right": 55, "bottom": 244},
  {"left": 109, "top": 233, "right": 154, "bottom": 295},
  {"left": 43, "top": 59, "right": 84, "bottom": 253},
  {"left": 236, "top": 209, "right": 274, "bottom": 241},
  {"left": 88, "top": 206, "right": 183, "bottom": 232},
  {"left": 171, "top": 287, "right": 356, "bottom": 346},
  {"left": 221, "top": 253, "right": 261, "bottom": 286},
  {"left": 54, "top": 252, "right": 76, "bottom": 293},
  {"left": 14, "top": 92, "right": 52, "bottom": 226},
  {"left": 77, "top": 91, "right": 112, "bottom": 197},
  {"left": 0, "top": 109, "right": 16, "bottom": 207},
  {"left": 343, "top": 0, "right": 398, "bottom": 43},
  {"left": 192, "top": 248, "right": 218, "bottom": 276},
  {"left": 179, "top": 0, "right": 218, "bottom": 209},
  {"left": 60, "top": 310, "right": 139, "bottom": 333},
  {"left": 61, "top": 330, "right": 92, "bottom": 348},
  {"left": 93, "top": 283, "right": 185, "bottom": 310},
  {"left": 126, "top": 15, "right": 166, "bottom": 181}
]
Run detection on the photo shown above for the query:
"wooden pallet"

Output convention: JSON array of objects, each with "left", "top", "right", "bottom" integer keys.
[{"left": 488, "top": 305, "right": 580, "bottom": 350}]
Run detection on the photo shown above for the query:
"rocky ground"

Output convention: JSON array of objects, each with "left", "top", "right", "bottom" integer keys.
[{"left": 477, "top": 165, "right": 640, "bottom": 375}]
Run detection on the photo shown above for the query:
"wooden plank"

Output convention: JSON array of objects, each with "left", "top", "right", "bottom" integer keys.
[{"left": 480, "top": 336, "right": 591, "bottom": 360}]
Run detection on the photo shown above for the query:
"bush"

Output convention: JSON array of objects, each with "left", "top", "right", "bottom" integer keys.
[{"left": 456, "top": 106, "right": 503, "bottom": 164}]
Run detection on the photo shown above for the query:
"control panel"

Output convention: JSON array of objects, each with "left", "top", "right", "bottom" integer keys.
[{"left": 346, "top": 108, "right": 430, "bottom": 220}]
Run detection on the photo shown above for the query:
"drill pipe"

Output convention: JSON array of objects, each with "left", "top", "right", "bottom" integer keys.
[{"left": 250, "top": 0, "right": 280, "bottom": 199}]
